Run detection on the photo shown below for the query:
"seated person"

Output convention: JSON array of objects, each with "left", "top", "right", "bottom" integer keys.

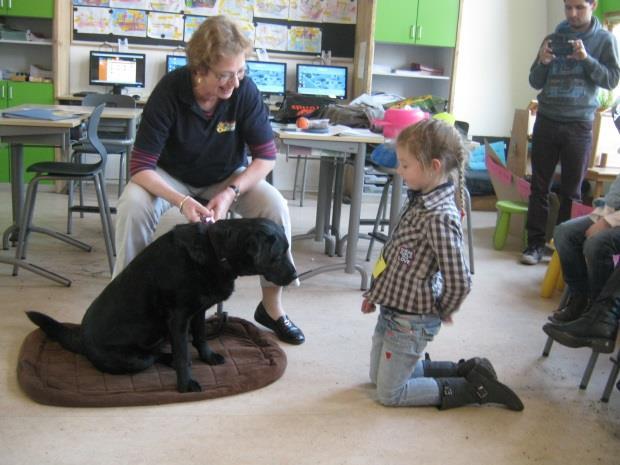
[
  {"left": 548, "top": 174, "right": 620, "bottom": 324},
  {"left": 543, "top": 261, "right": 620, "bottom": 353},
  {"left": 113, "top": 16, "right": 304, "bottom": 344}
]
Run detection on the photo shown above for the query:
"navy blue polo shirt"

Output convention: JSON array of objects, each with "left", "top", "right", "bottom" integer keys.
[{"left": 134, "top": 66, "right": 274, "bottom": 187}]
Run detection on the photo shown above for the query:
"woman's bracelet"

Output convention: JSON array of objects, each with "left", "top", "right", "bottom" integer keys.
[{"left": 178, "top": 195, "right": 191, "bottom": 214}]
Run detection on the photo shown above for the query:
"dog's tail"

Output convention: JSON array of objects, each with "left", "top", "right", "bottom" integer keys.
[{"left": 25, "top": 311, "right": 84, "bottom": 355}]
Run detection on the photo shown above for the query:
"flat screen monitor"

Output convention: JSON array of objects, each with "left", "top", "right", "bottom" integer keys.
[
  {"left": 166, "top": 54, "right": 188, "bottom": 73},
  {"left": 296, "top": 64, "right": 348, "bottom": 100},
  {"left": 88, "top": 50, "right": 146, "bottom": 95},
  {"left": 246, "top": 60, "right": 287, "bottom": 96}
]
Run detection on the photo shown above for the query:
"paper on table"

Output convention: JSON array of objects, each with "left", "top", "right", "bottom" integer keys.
[{"left": 2, "top": 108, "right": 81, "bottom": 121}]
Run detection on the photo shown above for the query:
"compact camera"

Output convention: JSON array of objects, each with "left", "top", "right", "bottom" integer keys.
[{"left": 549, "top": 34, "right": 575, "bottom": 57}]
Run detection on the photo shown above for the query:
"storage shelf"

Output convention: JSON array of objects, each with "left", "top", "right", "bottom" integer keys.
[
  {"left": 372, "top": 70, "right": 449, "bottom": 80},
  {"left": 0, "top": 39, "right": 52, "bottom": 46}
]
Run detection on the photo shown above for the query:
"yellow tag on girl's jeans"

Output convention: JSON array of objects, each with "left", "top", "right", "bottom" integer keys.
[{"left": 372, "top": 254, "right": 387, "bottom": 279}]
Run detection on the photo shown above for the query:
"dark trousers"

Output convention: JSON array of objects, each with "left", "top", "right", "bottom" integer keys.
[{"left": 526, "top": 114, "right": 593, "bottom": 247}]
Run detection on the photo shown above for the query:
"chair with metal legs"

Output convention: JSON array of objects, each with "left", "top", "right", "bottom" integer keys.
[{"left": 13, "top": 104, "right": 116, "bottom": 280}]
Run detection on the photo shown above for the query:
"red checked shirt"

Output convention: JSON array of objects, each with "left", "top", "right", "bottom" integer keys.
[{"left": 364, "top": 182, "right": 472, "bottom": 318}]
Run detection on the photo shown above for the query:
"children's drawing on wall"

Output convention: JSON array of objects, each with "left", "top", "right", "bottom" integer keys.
[
  {"left": 219, "top": 0, "right": 253, "bottom": 22},
  {"left": 254, "top": 0, "right": 289, "bottom": 20},
  {"left": 110, "top": 0, "right": 147, "bottom": 8},
  {"left": 111, "top": 9, "right": 147, "bottom": 37},
  {"left": 288, "top": 26, "right": 321, "bottom": 53},
  {"left": 147, "top": 12, "right": 184, "bottom": 40},
  {"left": 236, "top": 20, "right": 256, "bottom": 44},
  {"left": 183, "top": 15, "right": 205, "bottom": 42},
  {"left": 323, "top": 0, "right": 357, "bottom": 24},
  {"left": 254, "top": 22, "right": 288, "bottom": 51},
  {"left": 289, "top": 0, "right": 324, "bottom": 23},
  {"left": 184, "top": 0, "right": 218, "bottom": 16},
  {"left": 146, "top": 0, "right": 184, "bottom": 12},
  {"left": 74, "top": 0, "right": 111, "bottom": 6},
  {"left": 74, "top": 6, "right": 111, "bottom": 34}
]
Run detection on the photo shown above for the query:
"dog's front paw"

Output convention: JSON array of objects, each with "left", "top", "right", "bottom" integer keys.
[{"left": 179, "top": 379, "right": 202, "bottom": 393}]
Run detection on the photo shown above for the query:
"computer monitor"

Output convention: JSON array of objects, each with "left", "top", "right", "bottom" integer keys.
[
  {"left": 296, "top": 64, "right": 348, "bottom": 100},
  {"left": 246, "top": 60, "right": 287, "bottom": 96},
  {"left": 166, "top": 54, "right": 188, "bottom": 73},
  {"left": 88, "top": 50, "right": 146, "bottom": 95}
]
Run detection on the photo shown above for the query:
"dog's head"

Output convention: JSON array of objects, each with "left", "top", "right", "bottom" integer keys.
[{"left": 174, "top": 218, "right": 297, "bottom": 286}]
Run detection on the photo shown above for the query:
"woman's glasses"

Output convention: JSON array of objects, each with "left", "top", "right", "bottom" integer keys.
[{"left": 211, "top": 65, "right": 247, "bottom": 84}]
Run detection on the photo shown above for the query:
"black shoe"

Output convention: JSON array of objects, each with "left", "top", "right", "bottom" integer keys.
[
  {"left": 542, "top": 298, "right": 618, "bottom": 353},
  {"left": 548, "top": 293, "right": 590, "bottom": 324},
  {"left": 520, "top": 245, "right": 544, "bottom": 265},
  {"left": 254, "top": 302, "right": 305, "bottom": 345}
]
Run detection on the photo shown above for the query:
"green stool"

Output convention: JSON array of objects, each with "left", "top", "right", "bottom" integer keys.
[{"left": 493, "top": 200, "right": 528, "bottom": 250}]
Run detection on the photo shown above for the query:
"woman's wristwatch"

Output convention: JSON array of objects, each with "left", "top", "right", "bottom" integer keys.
[{"left": 228, "top": 184, "right": 240, "bottom": 203}]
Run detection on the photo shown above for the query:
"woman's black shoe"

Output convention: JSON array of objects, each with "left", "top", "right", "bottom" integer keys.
[{"left": 254, "top": 302, "right": 305, "bottom": 345}]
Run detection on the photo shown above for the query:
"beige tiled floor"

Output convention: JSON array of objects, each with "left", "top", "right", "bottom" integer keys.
[{"left": 0, "top": 186, "right": 618, "bottom": 465}]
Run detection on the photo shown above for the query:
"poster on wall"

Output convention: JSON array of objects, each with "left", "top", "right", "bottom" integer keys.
[
  {"left": 219, "top": 0, "right": 253, "bottom": 22},
  {"left": 111, "top": 9, "right": 147, "bottom": 37},
  {"left": 253, "top": 0, "right": 289, "bottom": 20},
  {"left": 323, "top": 0, "right": 357, "bottom": 24},
  {"left": 254, "top": 22, "right": 288, "bottom": 51},
  {"left": 110, "top": 0, "right": 147, "bottom": 8},
  {"left": 288, "top": 0, "right": 324, "bottom": 23},
  {"left": 288, "top": 25, "right": 321, "bottom": 53},
  {"left": 74, "top": 0, "right": 110, "bottom": 5},
  {"left": 147, "top": 12, "right": 184, "bottom": 40},
  {"left": 184, "top": 0, "right": 219, "bottom": 16},
  {"left": 74, "top": 6, "right": 111, "bottom": 34},
  {"left": 183, "top": 15, "right": 206, "bottom": 42},
  {"left": 146, "top": 0, "right": 184, "bottom": 12}
]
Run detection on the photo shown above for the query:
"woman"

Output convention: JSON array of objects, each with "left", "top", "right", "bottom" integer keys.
[{"left": 114, "top": 15, "right": 304, "bottom": 344}]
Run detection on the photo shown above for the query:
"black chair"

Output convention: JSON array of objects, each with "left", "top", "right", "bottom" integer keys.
[
  {"left": 68, "top": 93, "right": 136, "bottom": 234},
  {"left": 14, "top": 104, "right": 116, "bottom": 279}
]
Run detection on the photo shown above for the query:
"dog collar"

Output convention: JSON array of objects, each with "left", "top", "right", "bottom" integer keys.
[{"left": 206, "top": 225, "right": 234, "bottom": 274}]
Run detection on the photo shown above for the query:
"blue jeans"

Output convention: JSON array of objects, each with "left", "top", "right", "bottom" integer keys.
[
  {"left": 554, "top": 216, "right": 620, "bottom": 299},
  {"left": 369, "top": 307, "right": 442, "bottom": 407},
  {"left": 526, "top": 114, "right": 593, "bottom": 247}
]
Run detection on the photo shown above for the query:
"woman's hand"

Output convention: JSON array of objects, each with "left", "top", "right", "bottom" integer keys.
[
  {"left": 361, "top": 298, "right": 376, "bottom": 314},
  {"left": 179, "top": 196, "right": 214, "bottom": 223},
  {"left": 205, "top": 187, "right": 237, "bottom": 221}
]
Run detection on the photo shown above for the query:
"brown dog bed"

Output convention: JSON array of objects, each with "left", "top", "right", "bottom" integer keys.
[{"left": 17, "top": 316, "right": 286, "bottom": 407}]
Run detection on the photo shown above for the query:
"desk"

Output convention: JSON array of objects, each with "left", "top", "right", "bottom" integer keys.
[
  {"left": 586, "top": 166, "right": 620, "bottom": 198},
  {"left": 0, "top": 104, "right": 142, "bottom": 285},
  {"left": 276, "top": 128, "right": 391, "bottom": 290}
]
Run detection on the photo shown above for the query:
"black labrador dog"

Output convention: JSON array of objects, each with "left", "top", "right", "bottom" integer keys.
[{"left": 26, "top": 218, "right": 297, "bottom": 393}]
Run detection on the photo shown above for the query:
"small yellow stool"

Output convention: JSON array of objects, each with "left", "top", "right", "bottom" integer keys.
[
  {"left": 493, "top": 200, "right": 528, "bottom": 250},
  {"left": 541, "top": 248, "right": 564, "bottom": 298}
]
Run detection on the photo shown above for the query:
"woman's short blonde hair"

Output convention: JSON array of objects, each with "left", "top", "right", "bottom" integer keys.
[{"left": 186, "top": 15, "right": 251, "bottom": 72}]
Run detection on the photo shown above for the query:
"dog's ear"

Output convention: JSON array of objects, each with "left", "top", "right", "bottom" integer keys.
[{"left": 173, "top": 223, "right": 210, "bottom": 265}]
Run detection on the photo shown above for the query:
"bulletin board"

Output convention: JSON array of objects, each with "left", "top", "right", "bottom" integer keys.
[{"left": 72, "top": 0, "right": 357, "bottom": 58}]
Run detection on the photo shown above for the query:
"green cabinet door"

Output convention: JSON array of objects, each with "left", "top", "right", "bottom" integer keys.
[
  {"left": 5, "top": 81, "right": 55, "bottom": 183},
  {"left": 374, "top": 0, "right": 459, "bottom": 47},
  {"left": 416, "top": 0, "right": 460, "bottom": 47},
  {"left": 4, "top": 0, "right": 54, "bottom": 19},
  {"left": 375, "top": 0, "right": 418, "bottom": 44},
  {"left": 0, "top": 81, "right": 7, "bottom": 182}
]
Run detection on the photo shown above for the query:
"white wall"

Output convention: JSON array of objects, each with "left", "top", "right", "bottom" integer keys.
[{"left": 452, "top": 0, "right": 550, "bottom": 137}]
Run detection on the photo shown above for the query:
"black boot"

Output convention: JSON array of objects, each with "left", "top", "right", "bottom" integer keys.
[
  {"left": 436, "top": 367, "right": 524, "bottom": 411},
  {"left": 548, "top": 292, "right": 589, "bottom": 323},
  {"left": 422, "top": 353, "right": 497, "bottom": 379},
  {"left": 543, "top": 297, "right": 619, "bottom": 353}
]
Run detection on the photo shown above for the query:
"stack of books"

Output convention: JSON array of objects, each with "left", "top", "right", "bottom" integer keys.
[{"left": 409, "top": 62, "right": 444, "bottom": 76}]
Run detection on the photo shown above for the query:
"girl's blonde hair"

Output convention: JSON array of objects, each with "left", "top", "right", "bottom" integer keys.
[
  {"left": 396, "top": 118, "right": 469, "bottom": 209},
  {"left": 186, "top": 16, "right": 251, "bottom": 73}
]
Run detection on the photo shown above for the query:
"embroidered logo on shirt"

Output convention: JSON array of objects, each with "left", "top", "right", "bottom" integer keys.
[
  {"left": 216, "top": 121, "right": 236, "bottom": 133},
  {"left": 397, "top": 246, "right": 414, "bottom": 266}
]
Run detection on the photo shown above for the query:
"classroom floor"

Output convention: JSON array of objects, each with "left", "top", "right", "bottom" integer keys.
[{"left": 0, "top": 185, "right": 618, "bottom": 465}]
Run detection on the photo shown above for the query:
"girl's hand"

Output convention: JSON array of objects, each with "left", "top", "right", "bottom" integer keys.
[
  {"left": 441, "top": 314, "right": 454, "bottom": 324},
  {"left": 361, "top": 298, "right": 376, "bottom": 314}
]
